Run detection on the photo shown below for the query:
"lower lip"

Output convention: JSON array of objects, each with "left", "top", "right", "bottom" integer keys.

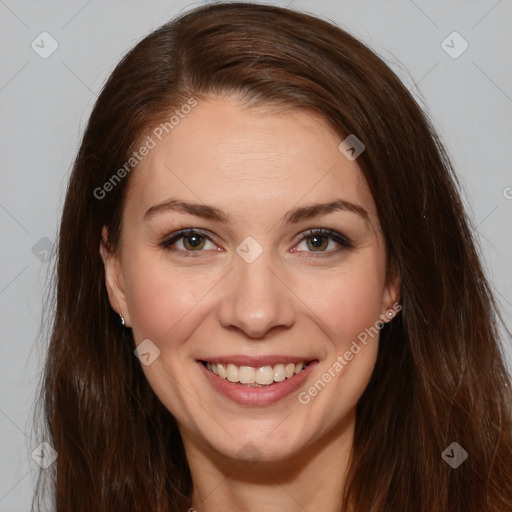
[{"left": 197, "top": 360, "right": 319, "bottom": 406}]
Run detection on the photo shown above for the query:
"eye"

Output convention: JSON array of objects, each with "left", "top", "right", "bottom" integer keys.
[
  {"left": 160, "top": 229, "right": 218, "bottom": 257},
  {"left": 160, "top": 228, "right": 353, "bottom": 258},
  {"left": 293, "top": 229, "right": 353, "bottom": 257}
]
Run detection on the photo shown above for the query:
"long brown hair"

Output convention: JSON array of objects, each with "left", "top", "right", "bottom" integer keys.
[{"left": 32, "top": 2, "right": 512, "bottom": 511}]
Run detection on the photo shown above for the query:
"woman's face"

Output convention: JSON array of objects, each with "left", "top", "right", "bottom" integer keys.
[{"left": 101, "top": 97, "right": 399, "bottom": 464}]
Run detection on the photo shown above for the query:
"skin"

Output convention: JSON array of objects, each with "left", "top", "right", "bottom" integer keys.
[{"left": 100, "top": 97, "right": 399, "bottom": 512}]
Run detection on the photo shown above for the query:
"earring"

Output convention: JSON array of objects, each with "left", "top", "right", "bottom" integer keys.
[
  {"left": 120, "top": 314, "right": 125, "bottom": 326},
  {"left": 385, "top": 304, "right": 402, "bottom": 321}
]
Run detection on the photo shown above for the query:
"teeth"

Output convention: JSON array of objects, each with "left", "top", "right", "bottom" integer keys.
[
  {"left": 217, "top": 363, "right": 227, "bottom": 379},
  {"left": 273, "top": 363, "right": 285, "bottom": 382},
  {"left": 205, "top": 360, "right": 310, "bottom": 385},
  {"left": 256, "top": 366, "right": 274, "bottom": 385},
  {"left": 285, "top": 363, "right": 296, "bottom": 378},
  {"left": 226, "top": 363, "right": 239, "bottom": 383},
  {"left": 239, "top": 366, "right": 255, "bottom": 384}
]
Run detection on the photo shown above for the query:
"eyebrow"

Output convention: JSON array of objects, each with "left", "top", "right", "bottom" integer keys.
[{"left": 143, "top": 198, "right": 369, "bottom": 224}]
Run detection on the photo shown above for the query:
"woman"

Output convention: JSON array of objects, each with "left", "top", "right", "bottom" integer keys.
[{"left": 32, "top": 2, "right": 512, "bottom": 511}]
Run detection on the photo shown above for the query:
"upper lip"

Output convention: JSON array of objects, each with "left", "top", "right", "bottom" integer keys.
[{"left": 199, "top": 355, "right": 317, "bottom": 367}]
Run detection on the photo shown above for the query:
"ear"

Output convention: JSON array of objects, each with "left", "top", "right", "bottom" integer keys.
[
  {"left": 380, "top": 261, "right": 401, "bottom": 322},
  {"left": 99, "top": 226, "right": 131, "bottom": 327}
]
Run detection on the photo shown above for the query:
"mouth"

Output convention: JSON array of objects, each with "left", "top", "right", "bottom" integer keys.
[
  {"left": 200, "top": 360, "right": 313, "bottom": 387},
  {"left": 197, "top": 357, "right": 319, "bottom": 406}
]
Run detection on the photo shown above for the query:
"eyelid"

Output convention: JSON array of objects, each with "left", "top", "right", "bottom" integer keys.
[
  {"left": 291, "top": 229, "right": 353, "bottom": 259},
  {"left": 294, "top": 228, "right": 353, "bottom": 247},
  {"left": 160, "top": 228, "right": 218, "bottom": 257}
]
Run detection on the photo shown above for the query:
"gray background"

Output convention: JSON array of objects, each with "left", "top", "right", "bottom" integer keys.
[{"left": 1, "top": 0, "right": 511, "bottom": 509}]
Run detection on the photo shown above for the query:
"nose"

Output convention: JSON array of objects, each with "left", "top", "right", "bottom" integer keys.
[{"left": 217, "top": 251, "right": 296, "bottom": 339}]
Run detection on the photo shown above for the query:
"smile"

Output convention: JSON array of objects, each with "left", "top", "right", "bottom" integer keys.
[
  {"left": 202, "top": 361, "right": 311, "bottom": 386},
  {"left": 198, "top": 358, "right": 319, "bottom": 405}
]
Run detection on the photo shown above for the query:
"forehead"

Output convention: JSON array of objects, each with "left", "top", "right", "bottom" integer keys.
[{"left": 123, "top": 98, "right": 376, "bottom": 223}]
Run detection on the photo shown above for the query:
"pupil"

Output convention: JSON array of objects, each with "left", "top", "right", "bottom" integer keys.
[
  {"left": 186, "top": 234, "right": 202, "bottom": 248},
  {"left": 310, "top": 235, "right": 326, "bottom": 250}
]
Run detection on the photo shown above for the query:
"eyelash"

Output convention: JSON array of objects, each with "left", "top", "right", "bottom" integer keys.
[{"left": 159, "top": 228, "right": 353, "bottom": 259}]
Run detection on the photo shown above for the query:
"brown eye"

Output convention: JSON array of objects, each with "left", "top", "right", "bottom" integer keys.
[
  {"left": 160, "top": 229, "right": 217, "bottom": 256},
  {"left": 182, "top": 233, "right": 206, "bottom": 251},
  {"left": 305, "top": 234, "right": 329, "bottom": 251},
  {"left": 294, "top": 229, "right": 353, "bottom": 257}
]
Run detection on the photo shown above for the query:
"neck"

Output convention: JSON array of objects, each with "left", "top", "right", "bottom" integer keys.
[{"left": 184, "top": 410, "right": 356, "bottom": 512}]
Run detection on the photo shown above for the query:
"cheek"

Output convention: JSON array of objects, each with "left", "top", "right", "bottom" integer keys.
[
  {"left": 304, "top": 252, "right": 386, "bottom": 346},
  {"left": 300, "top": 266, "right": 384, "bottom": 417},
  {"left": 123, "top": 248, "right": 222, "bottom": 347},
  {"left": 123, "top": 250, "right": 186, "bottom": 338}
]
